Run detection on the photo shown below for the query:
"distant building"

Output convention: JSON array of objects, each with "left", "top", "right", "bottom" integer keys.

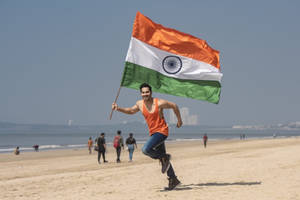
[
  {"left": 169, "top": 109, "right": 177, "bottom": 124},
  {"left": 169, "top": 107, "right": 198, "bottom": 125},
  {"left": 189, "top": 115, "right": 198, "bottom": 125},
  {"left": 68, "top": 120, "right": 73, "bottom": 126},
  {"left": 181, "top": 107, "right": 189, "bottom": 125}
]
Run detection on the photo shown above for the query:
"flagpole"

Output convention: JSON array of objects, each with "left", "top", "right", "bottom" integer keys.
[{"left": 109, "top": 86, "right": 122, "bottom": 120}]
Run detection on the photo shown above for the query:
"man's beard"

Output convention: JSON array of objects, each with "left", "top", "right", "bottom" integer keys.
[{"left": 143, "top": 96, "right": 150, "bottom": 101}]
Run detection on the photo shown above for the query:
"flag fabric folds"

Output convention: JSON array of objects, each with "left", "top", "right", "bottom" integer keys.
[{"left": 121, "top": 11, "right": 223, "bottom": 104}]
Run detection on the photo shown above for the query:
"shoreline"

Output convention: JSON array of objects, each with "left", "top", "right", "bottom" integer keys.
[
  {"left": 1, "top": 136, "right": 299, "bottom": 161},
  {"left": 1, "top": 134, "right": 297, "bottom": 154}
]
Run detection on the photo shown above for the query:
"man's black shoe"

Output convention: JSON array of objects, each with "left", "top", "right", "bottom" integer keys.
[
  {"left": 166, "top": 176, "right": 181, "bottom": 190},
  {"left": 160, "top": 154, "right": 171, "bottom": 174}
]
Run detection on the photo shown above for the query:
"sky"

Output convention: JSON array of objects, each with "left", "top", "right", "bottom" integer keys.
[{"left": 1, "top": 0, "right": 300, "bottom": 126}]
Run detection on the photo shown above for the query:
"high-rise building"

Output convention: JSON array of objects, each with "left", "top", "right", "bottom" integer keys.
[
  {"left": 189, "top": 115, "right": 198, "bottom": 125},
  {"left": 180, "top": 107, "right": 189, "bottom": 125},
  {"left": 169, "top": 109, "right": 177, "bottom": 124},
  {"left": 68, "top": 120, "right": 73, "bottom": 126},
  {"left": 168, "top": 107, "right": 198, "bottom": 125}
]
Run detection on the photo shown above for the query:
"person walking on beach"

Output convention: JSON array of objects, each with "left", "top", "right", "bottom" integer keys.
[
  {"left": 112, "top": 83, "right": 183, "bottom": 190},
  {"left": 203, "top": 134, "right": 208, "bottom": 148},
  {"left": 126, "top": 133, "right": 138, "bottom": 162},
  {"left": 33, "top": 144, "right": 39, "bottom": 152},
  {"left": 113, "top": 130, "right": 124, "bottom": 163},
  {"left": 88, "top": 137, "right": 93, "bottom": 154},
  {"left": 14, "top": 146, "right": 20, "bottom": 155},
  {"left": 97, "top": 133, "right": 108, "bottom": 164}
]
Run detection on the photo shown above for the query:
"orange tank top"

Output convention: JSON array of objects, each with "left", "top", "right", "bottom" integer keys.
[{"left": 142, "top": 98, "right": 169, "bottom": 136}]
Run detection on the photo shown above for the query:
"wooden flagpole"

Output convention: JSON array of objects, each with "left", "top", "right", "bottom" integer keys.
[{"left": 109, "top": 86, "right": 122, "bottom": 120}]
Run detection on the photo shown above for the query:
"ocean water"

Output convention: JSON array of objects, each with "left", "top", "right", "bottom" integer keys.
[{"left": 1, "top": 128, "right": 299, "bottom": 153}]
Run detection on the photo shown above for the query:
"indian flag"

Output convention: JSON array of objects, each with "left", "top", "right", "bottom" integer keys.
[{"left": 121, "top": 12, "right": 223, "bottom": 104}]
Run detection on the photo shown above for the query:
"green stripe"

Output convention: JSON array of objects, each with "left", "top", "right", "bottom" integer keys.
[{"left": 121, "top": 62, "right": 221, "bottom": 104}]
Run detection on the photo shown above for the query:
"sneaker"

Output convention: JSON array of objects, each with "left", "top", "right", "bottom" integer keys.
[
  {"left": 104, "top": 160, "right": 108, "bottom": 163},
  {"left": 160, "top": 154, "right": 171, "bottom": 174},
  {"left": 166, "top": 176, "right": 181, "bottom": 190}
]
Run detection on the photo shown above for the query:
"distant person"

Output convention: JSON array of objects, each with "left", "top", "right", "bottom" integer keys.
[
  {"left": 88, "top": 137, "right": 93, "bottom": 154},
  {"left": 126, "top": 133, "right": 138, "bottom": 162},
  {"left": 33, "top": 144, "right": 39, "bottom": 152},
  {"left": 97, "top": 133, "right": 108, "bottom": 164},
  {"left": 203, "top": 134, "right": 208, "bottom": 148},
  {"left": 112, "top": 83, "right": 183, "bottom": 190},
  {"left": 113, "top": 130, "right": 124, "bottom": 163},
  {"left": 14, "top": 146, "right": 20, "bottom": 155}
]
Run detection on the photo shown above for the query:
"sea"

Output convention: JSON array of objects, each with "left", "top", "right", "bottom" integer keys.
[{"left": 1, "top": 125, "right": 299, "bottom": 154}]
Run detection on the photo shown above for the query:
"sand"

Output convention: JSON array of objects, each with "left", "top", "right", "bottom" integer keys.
[{"left": 1, "top": 137, "right": 300, "bottom": 200}]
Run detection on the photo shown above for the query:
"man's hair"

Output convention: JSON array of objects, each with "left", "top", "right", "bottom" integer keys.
[
  {"left": 139, "top": 83, "right": 152, "bottom": 93},
  {"left": 117, "top": 130, "right": 121, "bottom": 135},
  {"left": 101, "top": 132, "right": 105, "bottom": 136}
]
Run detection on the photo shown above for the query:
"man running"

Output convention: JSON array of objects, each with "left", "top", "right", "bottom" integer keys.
[{"left": 112, "top": 83, "right": 183, "bottom": 190}]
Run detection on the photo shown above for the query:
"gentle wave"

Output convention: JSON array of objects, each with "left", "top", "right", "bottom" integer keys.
[
  {"left": 0, "top": 148, "right": 19, "bottom": 152},
  {"left": 39, "top": 145, "right": 63, "bottom": 149},
  {"left": 0, "top": 142, "right": 138, "bottom": 153},
  {"left": 1, "top": 133, "right": 299, "bottom": 154},
  {"left": 0, "top": 144, "right": 87, "bottom": 153},
  {"left": 174, "top": 138, "right": 202, "bottom": 142}
]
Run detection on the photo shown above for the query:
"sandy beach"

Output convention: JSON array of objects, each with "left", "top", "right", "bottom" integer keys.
[{"left": 1, "top": 137, "right": 300, "bottom": 200}]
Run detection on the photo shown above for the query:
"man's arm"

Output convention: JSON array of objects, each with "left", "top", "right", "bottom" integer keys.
[
  {"left": 134, "top": 139, "right": 138, "bottom": 149},
  {"left": 112, "top": 102, "right": 140, "bottom": 115},
  {"left": 159, "top": 99, "right": 183, "bottom": 128}
]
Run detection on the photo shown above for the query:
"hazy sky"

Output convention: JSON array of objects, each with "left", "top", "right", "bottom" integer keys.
[{"left": 1, "top": 0, "right": 299, "bottom": 126}]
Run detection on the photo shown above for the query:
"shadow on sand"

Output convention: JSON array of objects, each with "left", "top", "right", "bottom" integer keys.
[{"left": 159, "top": 181, "right": 262, "bottom": 192}]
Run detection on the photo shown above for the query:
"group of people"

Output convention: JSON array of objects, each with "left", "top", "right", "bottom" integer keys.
[
  {"left": 88, "top": 130, "right": 138, "bottom": 164},
  {"left": 14, "top": 144, "right": 40, "bottom": 155}
]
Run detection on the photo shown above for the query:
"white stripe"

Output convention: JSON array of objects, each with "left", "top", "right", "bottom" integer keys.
[{"left": 126, "top": 37, "right": 223, "bottom": 82}]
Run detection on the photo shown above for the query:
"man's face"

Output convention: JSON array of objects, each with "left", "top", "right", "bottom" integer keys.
[{"left": 141, "top": 87, "right": 152, "bottom": 101}]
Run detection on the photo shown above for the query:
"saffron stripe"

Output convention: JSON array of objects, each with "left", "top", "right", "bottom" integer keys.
[{"left": 132, "top": 11, "right": 220, "bottom": 69}]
